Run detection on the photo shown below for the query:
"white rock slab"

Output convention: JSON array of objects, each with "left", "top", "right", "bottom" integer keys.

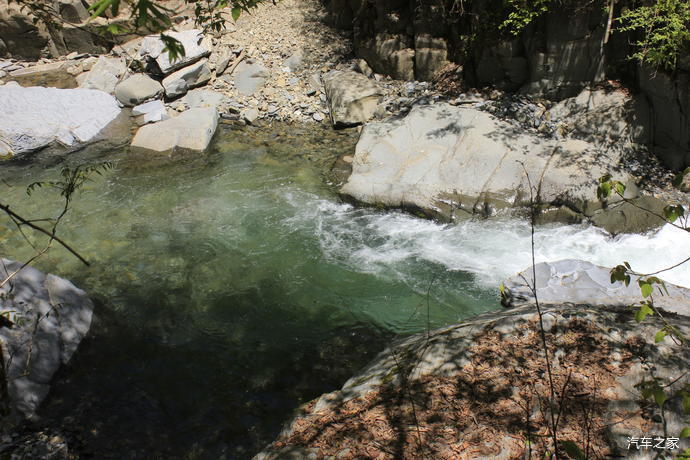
[{"left": 0, "top": 83, "right": 121, "bottom": 156}]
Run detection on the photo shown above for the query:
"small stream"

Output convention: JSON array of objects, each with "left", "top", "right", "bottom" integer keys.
[{"left": 1, "top": 124, "right": 688, "bottom": 458}]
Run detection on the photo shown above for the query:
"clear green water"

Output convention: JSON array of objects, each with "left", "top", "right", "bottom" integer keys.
[{"left": 0, "top": 125, "right": 499, "bottom": 458}]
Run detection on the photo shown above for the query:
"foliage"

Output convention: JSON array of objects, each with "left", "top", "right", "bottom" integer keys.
[
  {"left": 482, "top": 0, "right": 690, "bottom": 70},
  {"left": 500, "top": 0, "right": 552, "bottom": 35},
  {"left": 598, "top": 169, "right": 690, "bottom": 455},
  {"left": 10, "top": 0, "right": 269, "bottom": 62},
  {"left": 617, "top": 0, "right": 690, "bottom": 70}
]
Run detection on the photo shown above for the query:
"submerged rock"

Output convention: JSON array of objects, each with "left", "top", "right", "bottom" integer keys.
[
  {"left": 6, "top": 61, "right": 78, "bottom": 89},
  {"left": 0, "top": 83, "right": 121, "bottom": 157},
  {"left": 0, "top": 259, "right": 94, "bottom": 419},
  {"left": 130, "top": 107, "right": 218, "bottom": 155},
  {"left": 502, "top": 259, "right": 690, "bottom": 315}
]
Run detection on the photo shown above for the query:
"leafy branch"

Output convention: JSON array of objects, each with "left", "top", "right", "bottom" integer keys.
[{"left": 598, "top": 170, "right": 690, "bottom": 452}]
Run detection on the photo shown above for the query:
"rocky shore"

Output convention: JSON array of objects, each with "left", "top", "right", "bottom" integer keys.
[
  {"left": 1, "top": 0, "right": 689, "bottom": 458},
  {"left": 255, "top": 261, "right": 690, "bottom": 459}
]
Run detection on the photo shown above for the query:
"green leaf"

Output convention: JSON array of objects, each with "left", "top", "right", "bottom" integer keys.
[
  {"left": 635, "top": 304, "right": 654, "bottom": 322},
  {"left": 614, "top": 181, "right": 626, "bottom": 196},
  {"left": 664, "top": 204, "right": 684, "bottom": 223},
  {"left": 655, "top": 329, "right": 668, "bottom": 343},
  {"left": 653, "top": 387, "right": 668, "bottom": 408},
  {"left": 231, "top": 7, "right": 241, "bottom": 21},
  {"left": 597, "top": 181, "right": 612, "bottom": 200},
  {"left": 88, "top": 0, "right": 115, "bottom": 17},
  {"left": 672, "top": 167, "right": 690, "bottom": 188},
  {"left": 640, "top": 281, "right": 653, "bottom": 298},
  {"left": 683, "top": 394, "right": 690, "bottom": 414},
  {"left": 561, "top": 440, "right": 586, "bottom": 460},
  {"left": 681, "top": 427, "right": 690, "bottom": 438}
]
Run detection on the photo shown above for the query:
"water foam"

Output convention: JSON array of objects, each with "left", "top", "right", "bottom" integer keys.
[{"left": 287, "top": 192, "right": 690, "bottom": 289}]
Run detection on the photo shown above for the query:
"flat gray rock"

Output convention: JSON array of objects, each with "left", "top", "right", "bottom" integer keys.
[
  {"left": 130, "top": 107, "right": 218, "bottom": 155},
  {"left": 1, "top": 259, "right": 94, "bottom": 419},
  {"left": 138, "top": 29, "right": 211, "bottom": 75},
  {"left": 179, "top": 88, "right": 227, "bottom": 109},
  {"left": 0, "top": 83, "right": 121, "bottom": 156},
  {"left": 283, "top": 49, "right": 304, "bottom": 72},
  {"left": 323, "top": 70, "right": 383, "bottom": 126},
  {"left": 115, "top": 73, "right": 163, "bottom": 106},
  {"left": 233, "top": 61, "right": 269, "bottom": 96},
  {"left": 502, "top": 259, "right": 690, "bottom": 316}
]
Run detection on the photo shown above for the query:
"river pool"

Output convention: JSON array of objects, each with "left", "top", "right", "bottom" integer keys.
[{"left": 1, "top": 124, "right": 687, "bottom": 458}]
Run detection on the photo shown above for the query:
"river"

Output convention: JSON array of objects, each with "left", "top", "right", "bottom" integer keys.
[{"left": 1, "top": 123, "right": 687, "bottom": 458}]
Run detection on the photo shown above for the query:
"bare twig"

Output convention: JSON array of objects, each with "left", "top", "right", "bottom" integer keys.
[
  {"left": 0, "top": 203, "right": 89, "bottom": 267},
  {"left": 519, "top": 161, "right": 560, "bottom": 457}
]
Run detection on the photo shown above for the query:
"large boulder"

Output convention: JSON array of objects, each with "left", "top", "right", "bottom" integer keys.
[
  {"left": 114, "top": 73, "right": 163, "bottom": 106},
  {"left": 57, "top": 0, "right": 90, "bottom": 23},
  {"left": 256, "top": 302, "right": 690, "bottom": 458},
  {"left": 414, "top": 34, "right": 451, "bottom": 81},
  {"left": 162, "top": 59, "right": 211, "bottom": 98},
  {"left": 76, "top": 56, "right": 127, "bottom": 94},
  {"left": 521, "top": 9, "right": 607, "bottom": 99},
  {"left": 0, "top": 259, "right": 94, "bottom": 419},
  {"left": 340, "top": 103, "right": 665, "bottom": 233},
  {"left": 0, "top": 83, "right": 121, "bottom": 157},
  {"left": 323, "top": 70, "right": 383, "bottom": 126},
  {"left": 502, "top": 259, "right": 690, "bottom": 315},
  {"left": 138, "top": 29, "right": 211, "bottom": 75},
  {"left": 130, "top": 107, "right": 218, "bottom": 155}
]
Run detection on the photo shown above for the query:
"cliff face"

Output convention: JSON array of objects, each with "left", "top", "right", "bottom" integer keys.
[{"left": 323, "top": 0, "right": 690, "bottom": 170}]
